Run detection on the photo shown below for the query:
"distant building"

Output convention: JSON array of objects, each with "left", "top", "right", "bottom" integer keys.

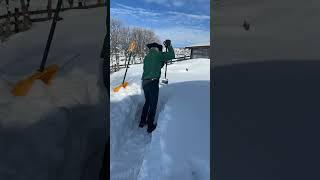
[{"left": 185, "top": 43, "right": 210, "bottom": 59}]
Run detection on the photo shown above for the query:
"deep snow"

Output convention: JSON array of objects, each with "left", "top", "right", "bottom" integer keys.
[
  {"left": 0, "top": 7, "right": 107, "bottom": 180},
  {"left": 110, "top": 58, "right": 210, "bottom": 180}
]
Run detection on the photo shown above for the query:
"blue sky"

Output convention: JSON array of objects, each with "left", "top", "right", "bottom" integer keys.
[{"left": 111, "top": 0, "right": 210, "bottom": 47}]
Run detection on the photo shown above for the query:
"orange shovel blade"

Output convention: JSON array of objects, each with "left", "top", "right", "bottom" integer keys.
[
  {"left": 113, "top": 82, "right": 129, "bottom": 92},
  {"left": 11, "top": 76, "right": 38, "bottom": 96},
  {"left": 39, "top": 64, "right": 59, "bottom": 85},
  {"left": 11, "top": 64, "right": 59, "bottom": 96}
]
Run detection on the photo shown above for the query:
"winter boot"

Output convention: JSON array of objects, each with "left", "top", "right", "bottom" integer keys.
[
  {"left": 147, "top": 124, "right": 157, "bottom": 133},
  {"left": 139, "top": 120, "right": 146, "bottom": 128}
]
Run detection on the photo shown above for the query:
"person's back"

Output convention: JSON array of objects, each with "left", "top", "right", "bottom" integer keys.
[{"left": 142, "top": 43, "right": 175, "bottom": 80}]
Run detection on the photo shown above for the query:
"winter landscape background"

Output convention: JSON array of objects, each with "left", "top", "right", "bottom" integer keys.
[{"left": 0, "top": 0, "right": 211, "bottom": 179}]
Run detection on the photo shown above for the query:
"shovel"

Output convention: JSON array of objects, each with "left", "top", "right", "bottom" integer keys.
[
  {"left": 113, "top": 41, "right": 137, "bottom": 92},
  {"left": 11, "top": 0, "right": 63, "bottom": 96},
  {"left": 161, "top": 46, "right": 169, "bottom": 84}
]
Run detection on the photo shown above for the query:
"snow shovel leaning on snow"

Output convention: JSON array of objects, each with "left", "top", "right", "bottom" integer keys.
[
  {"left": 161, "top": 61, "right": 168, "bottom": 85},
  {"left": 113, "top": 41, "right": 137, "bottom": 92},
  {"left": 161, "top": 45, "right": 169, "bottom": 85},
  {"left": 11, "top": 0, "right": 63, "bottom": 96}
]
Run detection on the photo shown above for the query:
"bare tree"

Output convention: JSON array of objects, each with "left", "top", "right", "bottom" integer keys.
[
  {"left": 131, "top": 28, "right": 160, "bottom": 63},
  {"left": 119, "top": 27, "right": 134, "bottom": 63},
  {"left": 110, "top": 18, "right": 122, "bottom": 71},
  {"left": 110, "top": 18, "right": 160, "bottom": 69},
  {"left": 130, "top": 27, "right": 143, "bottom": 62}
]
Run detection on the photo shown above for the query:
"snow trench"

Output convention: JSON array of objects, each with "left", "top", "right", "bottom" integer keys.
[
  {"left": 110, "top": 83, "right": 169, "bottom": 180},
  {"left": 138, "top": 81, "right": 210, "bottom": 180}
]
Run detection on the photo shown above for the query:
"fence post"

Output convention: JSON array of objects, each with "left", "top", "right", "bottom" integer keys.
[
  {"left": 68, "top": 0, "right": 74, "bottom": 8},
  {"left": 27, "top": 0, "right": 30, "bottom": 10},
  {"left": 14, "top": 8, "right": 19, "bottom": 33},
  {"left": 78, "top": 1, "right": 83, "bottom": 7},
  {"left": 47, "top": 0, "right": 52, "bottom": 19},
  {"left": 5, "top": 0, "right": 10, "bottom": 14}
]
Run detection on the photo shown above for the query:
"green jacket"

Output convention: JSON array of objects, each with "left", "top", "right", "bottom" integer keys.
[{"left": 142, "top": 45, "right": 175, "bottom": 80}]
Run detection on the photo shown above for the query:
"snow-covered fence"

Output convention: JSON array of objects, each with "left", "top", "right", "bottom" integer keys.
[
  {"left": 0, "top": 2, "right": 107, "bottom": 20},
  {"left": 0, "top": 1, "right": 107, "bottom": 42},
  {"left": 0, "top": 8, "right": 32, "bottom": 42},
  {"left": 110, "top": 55, "right": 191, "bottom": 74},
  {"left": 172, "top": 55, "right": 191, "bottom": 62}
]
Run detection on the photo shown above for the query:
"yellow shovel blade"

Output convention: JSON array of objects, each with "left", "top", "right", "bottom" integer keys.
[
  {"left": 11, "top": 76, "right": 38, "bottom": 96},
  {"left": 113, "top": 82, "right": 129, "bottom": 92},
  {"left": 11, "top": 64, "right": 59, "bottom": 96},
  {"left": 39, "top": 64, "right": 59, "bottom": 85}
]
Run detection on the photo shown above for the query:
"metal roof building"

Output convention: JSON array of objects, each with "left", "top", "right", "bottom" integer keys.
[{"left": 185, "top": 42, "right": 210, "bottom": 59}]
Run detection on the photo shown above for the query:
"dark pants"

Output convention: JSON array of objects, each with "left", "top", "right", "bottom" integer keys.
[{"left": 140, "top": 79, "right": 159, "bottom": 127}]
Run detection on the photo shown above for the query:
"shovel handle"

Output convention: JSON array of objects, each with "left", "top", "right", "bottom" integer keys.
[
  {"left": 164, "top": 46, "right": 168, "bottom": 79},
  {"left": 122, "top": 52, "right": 132, "bottom": 84},
  {"left": 39, "top": 0, "right": 63, "bottom": 72}
]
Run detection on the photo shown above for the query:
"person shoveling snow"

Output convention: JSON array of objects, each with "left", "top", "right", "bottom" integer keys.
[{"left": 139, "top": 39, "right": 175, "bottom": 133}]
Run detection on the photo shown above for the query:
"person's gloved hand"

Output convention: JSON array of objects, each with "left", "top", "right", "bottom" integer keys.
[{"left": 163, "top": 39, "right": 171, "bottom": 47}]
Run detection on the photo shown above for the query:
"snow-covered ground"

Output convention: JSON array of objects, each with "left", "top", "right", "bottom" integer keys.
[
  {"left": 110, "top": 58, "right": 210, "bottom": 180},
  {"left": 0, "top": 7, "right": 106, "bottom": 180}
]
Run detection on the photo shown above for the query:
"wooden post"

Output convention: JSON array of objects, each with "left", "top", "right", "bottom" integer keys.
[
  {"left": 26, "top": 0, "right": 30, "bottom": 10},
  {"left": 19, "top": 0, "right": 27, "bottom": 13},
  {"left": 116, "top": 53, "right": 119, "bottom": 71},
  {"left": 78, "top": 1, "right": 83, "bottom": 7},
  {"left": 68, "top": 0, "right": 74, "bottom": 8},
  {"left": 21, "top": 0, "right": 31, "bottom": 31},
  {"left": 47, "top": 0, "right": 52, "bottom": 19},
  {"left": 14, "top": 8, "right": 19, "bottom": 33},
  {"left": 190, "top": 48, "right": 193, "bottom": 59},
  {"left": 5, "top": 0, "right": 10, "bottom": 14}
]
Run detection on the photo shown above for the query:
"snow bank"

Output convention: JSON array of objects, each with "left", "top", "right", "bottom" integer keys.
[
  {"left": 110, "top": 83, "right": 152, "bottom": 179},
  {"left": 138, "top": 81, "right": 210, "bottom": 180},
  {"left": 110, "top": 58, "right": 210, "bottom": 180},
  {"left": 0, "top": 68, "right": 100, "bottom": 128},
  {"left": 0, "top": 67, "right": 106, "bottom": 179},
  {"left": 110, "top": 83, "right": 144, "bottom": 155}
]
